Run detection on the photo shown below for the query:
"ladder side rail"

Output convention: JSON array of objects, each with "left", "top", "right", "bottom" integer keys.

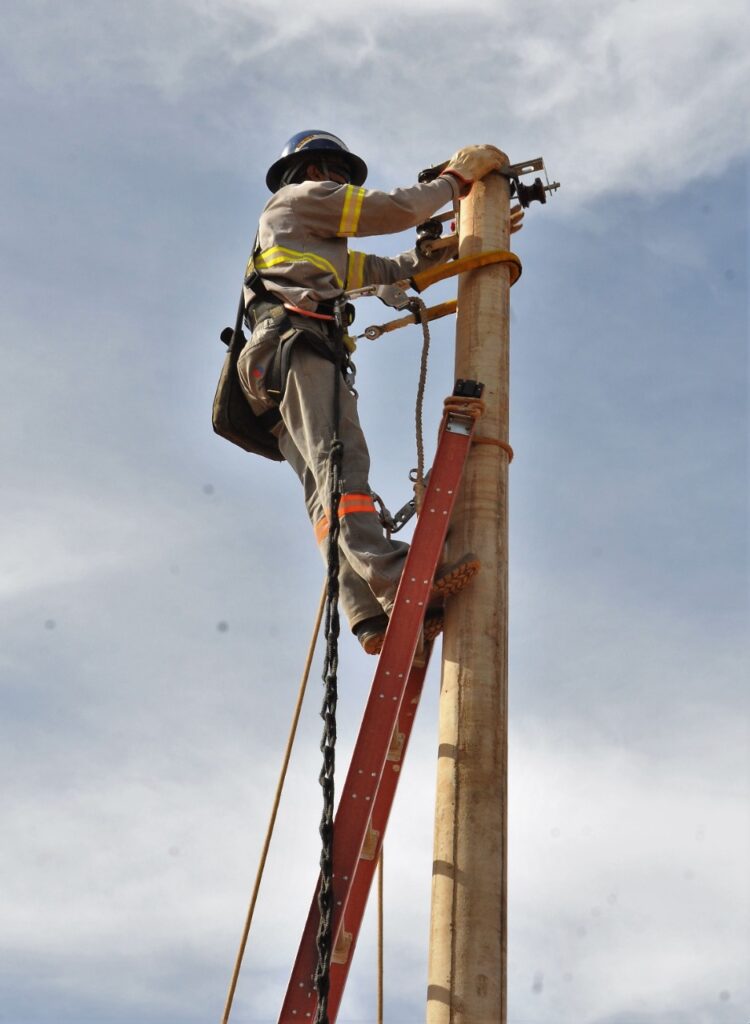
[
  {"left": 326, "top": 646, "right": 433, "bottom": 1022},
  {"left": 279, "top": 408, "right": 477, "bottom": 1024}
]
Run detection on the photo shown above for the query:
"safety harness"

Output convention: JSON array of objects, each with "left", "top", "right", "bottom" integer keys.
[
  {"left": 212, "top": 238, "right": 354, "bottom": 461},
  {"left": 243, "top": 273, "right": 351, "bottom": 405}
]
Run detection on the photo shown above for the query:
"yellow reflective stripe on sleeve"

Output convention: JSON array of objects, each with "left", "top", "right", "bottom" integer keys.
[
  {"left": 255, "top": 246, "right": 344, "bottom": 289},
  {"left": 337, "top": 185, "right": 366, "bottom": 236},
  {"left": 346, "top": 251, "right": 366, "bottom": 290}
]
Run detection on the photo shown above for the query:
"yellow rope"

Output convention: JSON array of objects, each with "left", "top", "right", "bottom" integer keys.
[
  {"left": 377, "top": 848, "right": 384, "bottom": 1024},
  {"left": 221, "top": 581, "right": 327, "bottom": 1024}
]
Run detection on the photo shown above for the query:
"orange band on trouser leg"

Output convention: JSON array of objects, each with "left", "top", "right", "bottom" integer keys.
[
  {"left": 314, "top": 514, "right": 330, "bottom": 545},
  {"left": 335, "top": 494, "right": 405, "bottom": 617},
  {"left": 314, "top": 492, "right": 375, "bottom": 541},
  {"left": 337, "top": 492, "right": 377, "bottom": 518},
  {"left": 312, "top": 508, "right": 386, "bottom": 630}
]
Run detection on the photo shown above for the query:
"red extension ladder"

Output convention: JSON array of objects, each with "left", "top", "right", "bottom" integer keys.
[{"left": 278, "top": 381, "right": 483, "bottom": 1023}]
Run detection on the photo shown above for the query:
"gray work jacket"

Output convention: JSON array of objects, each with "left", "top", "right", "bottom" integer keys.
[{"left": 244, "top": 176, "right": 459, "bottom": 312}]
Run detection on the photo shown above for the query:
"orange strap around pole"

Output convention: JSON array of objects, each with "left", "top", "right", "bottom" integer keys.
[
  {"left": 406, "top": 249, "right": 522, "bottom": 294},
  {"left": 472, "top": 436, "right": 514, "bottom": 462}
]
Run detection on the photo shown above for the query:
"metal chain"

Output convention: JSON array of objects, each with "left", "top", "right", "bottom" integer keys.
[
  {"left": 413, "top": 298, "right": 431, "bottom": 512},
  {"left": 314, "top": 317, "right": 345, "bottom": 1024},
  {"left": 370, "top": 490, "right": 396, "bottom": 538}
]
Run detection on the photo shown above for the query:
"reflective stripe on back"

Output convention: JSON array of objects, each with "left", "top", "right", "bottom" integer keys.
[{"left": 255, "top": 245, "right": 344, "bottom": 289}]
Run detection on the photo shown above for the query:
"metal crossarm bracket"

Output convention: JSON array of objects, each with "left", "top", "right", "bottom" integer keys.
[{"left": 417, "top": 154, "right": 560, "bottom": 207}]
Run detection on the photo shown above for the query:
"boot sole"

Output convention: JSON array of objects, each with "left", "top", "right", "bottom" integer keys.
[{"left": 360, "top": 610, "right": 444, "bottom": 656}]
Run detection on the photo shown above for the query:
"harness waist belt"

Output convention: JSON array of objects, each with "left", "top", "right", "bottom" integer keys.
[
  {"left": 245, "top": 297, "right": 338, "bottom": 327},
  {"left": 284, "top": 303, "right": 335, "bottom": 322}
]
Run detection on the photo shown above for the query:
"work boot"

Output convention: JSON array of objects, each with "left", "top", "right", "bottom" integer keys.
[
  {"left": 430, "top": 552, "right": 480, "bottom": 601},
  {"left": 354, "top": 613, "right": 389, "bottom": 655},
  {"left": 355, "top": 609, "right": 444, "bottom": 657}
]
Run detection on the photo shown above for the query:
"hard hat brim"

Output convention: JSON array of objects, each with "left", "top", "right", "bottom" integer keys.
[{"left": 266, "top": 150, "right": 368, "bottom": 192}]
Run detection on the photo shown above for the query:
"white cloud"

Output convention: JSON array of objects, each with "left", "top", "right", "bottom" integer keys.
[
  {"left": 2, "top": 1, "right": 748, "bottom": 202},
  {"left": 2, "top": 702, "right": 746, "bottom": 1022},
  {"left": 0, "top": 486, "right": 185, "bottom": 600}
]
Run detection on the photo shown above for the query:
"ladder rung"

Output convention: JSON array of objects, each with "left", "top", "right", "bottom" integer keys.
[
  {"left": 331, "top": 925, "right": 352, "bottom": 966},
  {"left": 360, "top": 823, "right": 380, "bottom": 862}
]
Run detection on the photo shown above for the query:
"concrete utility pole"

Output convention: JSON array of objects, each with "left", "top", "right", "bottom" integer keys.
[{"left": 426, "top": 162, "right": 512, "bottom": 1023}]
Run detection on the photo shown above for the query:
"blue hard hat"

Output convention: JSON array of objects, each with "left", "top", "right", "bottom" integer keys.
[{"left": 266, "top": 131, "right": 368, "bottom": 192}]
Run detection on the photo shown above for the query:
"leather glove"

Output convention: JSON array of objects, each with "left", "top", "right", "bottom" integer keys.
[{"left": 441, "top": 144, "right": 506, "bottom": 196}]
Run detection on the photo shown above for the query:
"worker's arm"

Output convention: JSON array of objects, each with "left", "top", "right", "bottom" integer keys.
[
  {"left": 345, "top": 239, "right": 457, "bottom": 291},
  {"left": 296, "top": 177, "right": 460, "bottom": 239}
]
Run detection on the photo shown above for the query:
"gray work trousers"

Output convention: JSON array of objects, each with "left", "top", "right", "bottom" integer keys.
[{"left": 237, "top": 312, "right": 408, "bottom": 629}]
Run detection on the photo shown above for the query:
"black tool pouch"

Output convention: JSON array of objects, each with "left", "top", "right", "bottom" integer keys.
[{"left": 212, "top": 290, "right": 284, "bottom": 461}]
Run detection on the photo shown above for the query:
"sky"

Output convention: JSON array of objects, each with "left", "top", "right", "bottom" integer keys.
[{"left": 1, "top": 2, "right": 748, "bottom": 1023}]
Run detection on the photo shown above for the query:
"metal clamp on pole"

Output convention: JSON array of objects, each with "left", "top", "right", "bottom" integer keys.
[
  {"left": 360, "top": 300, "right": 458, "bottom": 342},
  {"left": 418, "top": 155, "right": 560, "bottom": 207}
]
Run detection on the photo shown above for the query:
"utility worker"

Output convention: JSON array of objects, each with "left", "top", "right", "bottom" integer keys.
[{"left": 237, "top": 131, "right": 518, "bottom": 653}]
